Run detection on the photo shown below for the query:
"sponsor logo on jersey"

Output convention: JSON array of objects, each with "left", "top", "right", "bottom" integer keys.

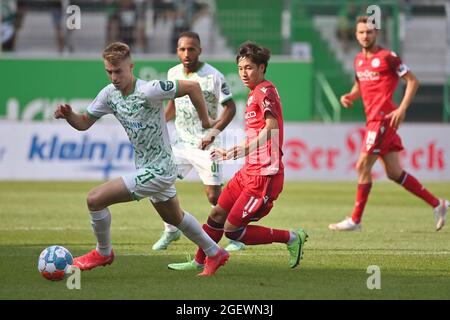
[
  {"left": 260, "top": 87, "right": 268, "bottom": 94},
  {"left": 158, "top": 80, "right": 174, "bottom": 91},
  {"left": 122, "top": 119, "right": 144, "bottom": 130},
  {"left": 356, "top": 69, "right": 380, "bottom": 81},
  {"left": 245, "top": 111, "right": 257, "bottom": 119}
]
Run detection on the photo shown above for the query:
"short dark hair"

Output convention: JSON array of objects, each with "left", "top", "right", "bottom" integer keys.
[
  {"left": 178, "top": 31, "right": 201, "bottom": 45},
  {"left": 236, "top": 42, "right": 271, "bottom": 73}
]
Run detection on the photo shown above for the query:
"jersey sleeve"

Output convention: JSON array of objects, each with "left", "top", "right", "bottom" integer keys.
[
  {"left": 258, "top": 88, "right": 281, "bottom": 119},
  {"left": 386, "top": 51, "right": 409, "bottom": 77},
  {"left": 86, "top": 85, "right": 112, "bottom": 119},
  {"left": 217, "top": 72, "right": 233, "bottom": 104},
  {"left": 141, "top": 80, "right": 178, "bottom": 103}
]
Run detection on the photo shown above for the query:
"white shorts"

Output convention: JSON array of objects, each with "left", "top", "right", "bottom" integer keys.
[
  {"left": 172, "top": 144, "right": 223, "bottom": 186},
  {"left": 122, "top": 168, "right": 177, "bottom": 203}
]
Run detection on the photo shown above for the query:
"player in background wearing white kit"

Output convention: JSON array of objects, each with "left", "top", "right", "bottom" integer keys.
[
  {"left": 54, "top": 42, "right": 229, "bottom": 276},
  {"left": 152, "top": 32, "right": 245, "bottom": 252}
]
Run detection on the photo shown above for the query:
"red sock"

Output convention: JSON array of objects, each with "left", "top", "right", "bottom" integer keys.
[
  {"left": 238, "top": 225, "right": 290, "bottom": 245},
  {"left": 397, "top": 171, "right": 440, "bottom": 207},
  {"left": 351, "top": 183, "right": 372, "bottom": 224},
  {"left": 194, "top": 217, "right": 224, "bottom": 264}
]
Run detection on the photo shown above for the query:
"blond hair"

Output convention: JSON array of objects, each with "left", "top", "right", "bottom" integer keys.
[{"left": 102, "top": 42, "right": 131, "bottom": 65}]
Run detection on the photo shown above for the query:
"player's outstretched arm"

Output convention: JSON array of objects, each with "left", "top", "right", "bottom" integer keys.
[
  {"left": 199, "top": 99, "right": 237, "bottom": 150},
  {"left": 340, "top": 82, "right": 360, "bottom": 108},
  {"left": 210, "top": 148, "right": 227, "bottom": 161},
  {"left": 385, "top": 71, "right": 419, "bottom": 129},
  {"left": 225, "top": 114, "right": 279, "bottom": 160},
  {"left": 54, "top": 104, "right": 97, "bottom": 131},
  {"left": 176, "top": 80, "right": 213, "bottom": 129}
]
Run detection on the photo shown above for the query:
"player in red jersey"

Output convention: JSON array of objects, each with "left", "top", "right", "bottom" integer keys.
[
  {"left": 329, "top": 16, "right": 448, "bottom": 231},
  {"left": 168, "top": 42, "right": 308, "bottom": 273}
]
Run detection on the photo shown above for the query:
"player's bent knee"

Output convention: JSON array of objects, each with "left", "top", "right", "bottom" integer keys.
[
  {"left": 86, "top": 190, "right": 103, "bottom": 211},
  {"left": 209, "top": 207, "right": 227, "bottom": 224},
  {"left": 387, "top": 171, "right": 402, "bottom": 182},
  {"left": 386, "top": 171, "right": 394, "bottom": 180}
]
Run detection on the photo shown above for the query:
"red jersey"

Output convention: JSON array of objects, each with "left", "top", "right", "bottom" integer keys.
[
  {"left": 354, "top": 47, "right": 409, "bottom": 122},
  {"left": 243, "top": 80, "right": 284, "bottom": 176}
]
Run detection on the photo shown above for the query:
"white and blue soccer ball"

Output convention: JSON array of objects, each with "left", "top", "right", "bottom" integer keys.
[{"left": 38, "top": 245, "right": 73, "bottom": 281}]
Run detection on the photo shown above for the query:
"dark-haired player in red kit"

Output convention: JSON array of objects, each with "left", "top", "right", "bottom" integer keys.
[
  {"left": 168, "top": 42, "right": 308, "bottom": 274},
  {"left": 329, "top": 16, "right": 448, "bottom": 231}
]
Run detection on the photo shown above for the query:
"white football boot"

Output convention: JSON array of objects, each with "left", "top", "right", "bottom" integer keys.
[
  {"left": 328, "top": 217, "right": 362, "bottom": 231},
  {"left": 434, "top": 199, "right": 449, "bottom": 231}
]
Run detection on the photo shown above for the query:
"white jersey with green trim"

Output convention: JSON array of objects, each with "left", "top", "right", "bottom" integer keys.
[
  {"left": 168, "top": 63, "right": 233, "bottom": 147},
  {"left": 87, "top": 79, "right": 178, "bottom": 176}
]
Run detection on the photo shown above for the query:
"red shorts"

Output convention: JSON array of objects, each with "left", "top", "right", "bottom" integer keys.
[
  {"left": 218, "top": 169, "right": 284, "bottom": 228},
  {"left": 362, "top": 120, "right": 404, "bottom": 156}
]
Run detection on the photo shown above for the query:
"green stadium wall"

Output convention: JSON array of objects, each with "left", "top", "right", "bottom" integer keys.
[{"left": 0, "top": 58, "right": 312, "bottom": 122}]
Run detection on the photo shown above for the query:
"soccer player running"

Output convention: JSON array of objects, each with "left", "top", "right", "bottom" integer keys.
[
  {"left": 329, "top": 16, "right": 449, "bottom": 231},
  {"left": 54, "top": 42, "right": 229, "bottom": 276},
  {"left": 152, "top": 31, "right": 245, "bottom": 252},
  {"left": 168, "top": 42, "right": 308, "bottom": 272}
]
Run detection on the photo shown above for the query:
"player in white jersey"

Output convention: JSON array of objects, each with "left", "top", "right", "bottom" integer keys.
[
  {"left": 151, "top": 32, "right": 245, "bottom": 252},
  {"left": 53, "top": 42, "right": 229, "bottom": 276}
]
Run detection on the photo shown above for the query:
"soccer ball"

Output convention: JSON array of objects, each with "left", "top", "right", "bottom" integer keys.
[{"left": 38, "top": 245, "right": 73, "bottom": 281}]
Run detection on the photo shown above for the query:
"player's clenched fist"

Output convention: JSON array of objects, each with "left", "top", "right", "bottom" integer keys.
[{"left": 54, "top": 104, "right": 73, "bottom": 119}]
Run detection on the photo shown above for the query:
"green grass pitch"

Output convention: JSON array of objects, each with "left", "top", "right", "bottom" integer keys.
[{"left": 0, "top": 181, "right": 449, "bottom": 299}]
